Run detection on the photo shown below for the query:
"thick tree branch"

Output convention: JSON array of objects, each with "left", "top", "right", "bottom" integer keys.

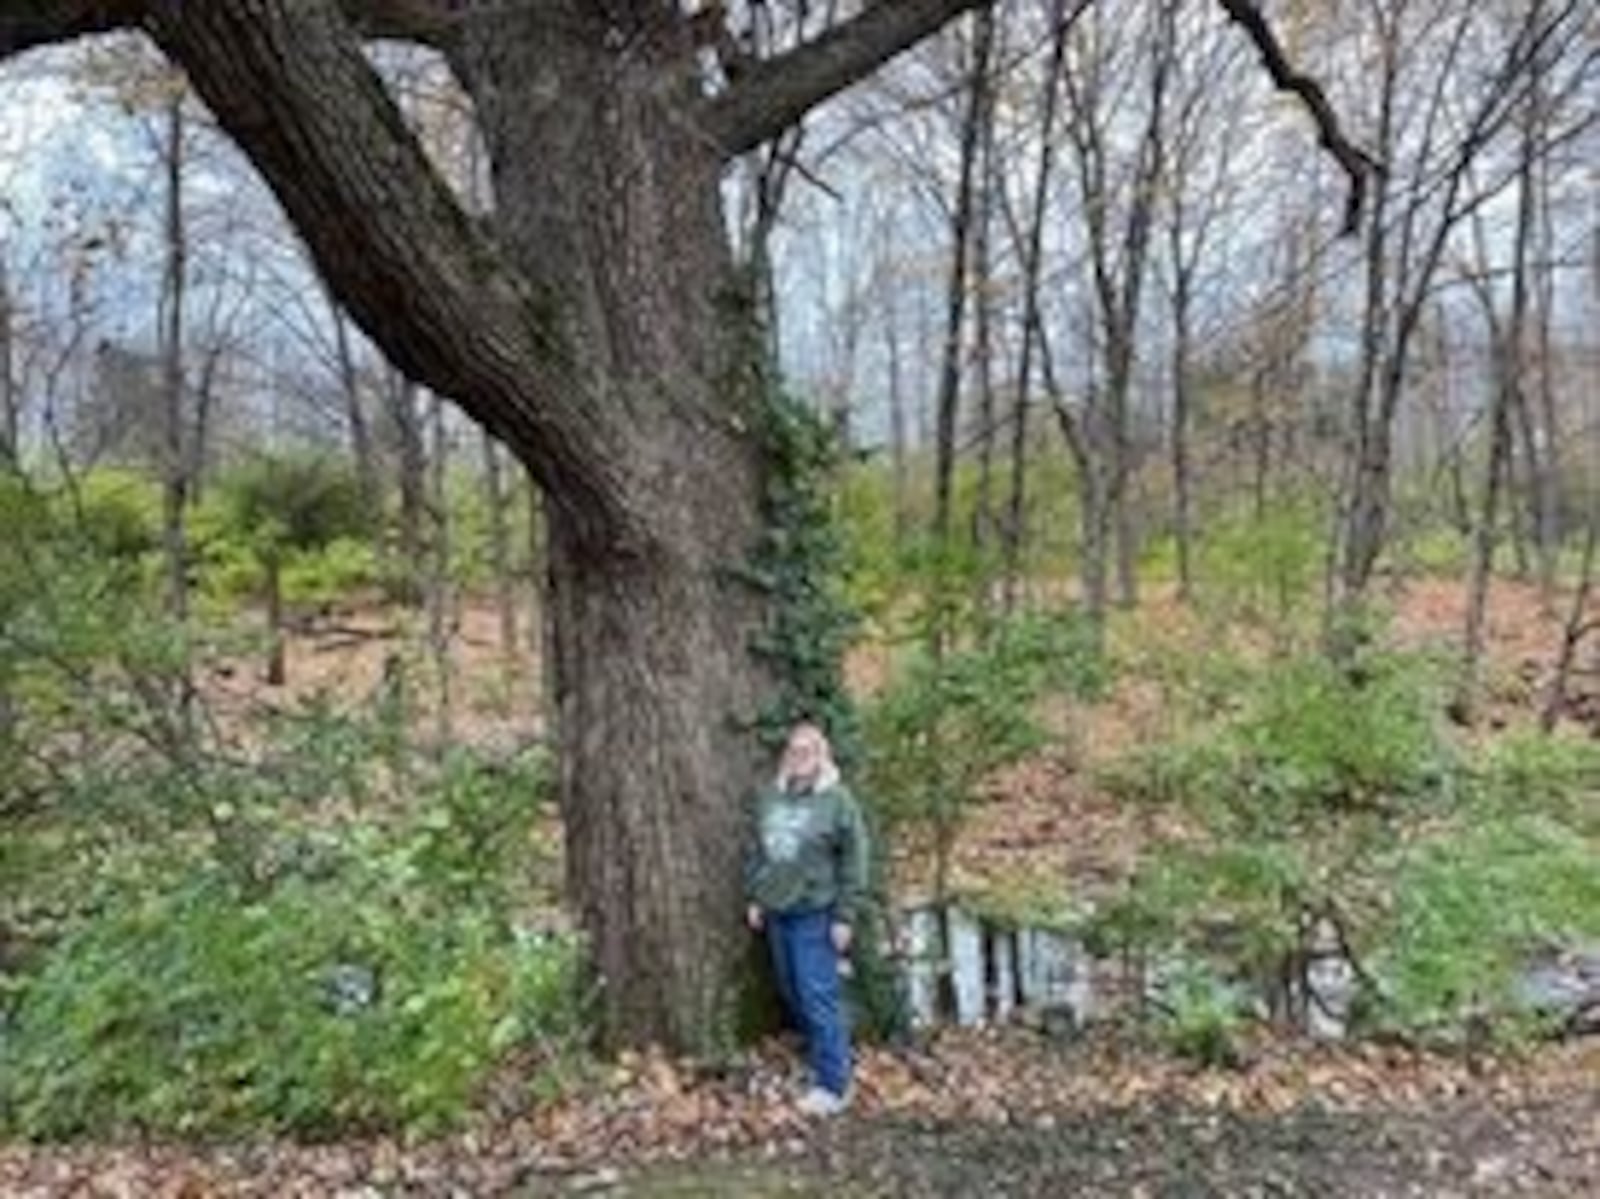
[
  {"left": 703, "top": 0, "right": 993, "bottom": 158},
  {"left": 341, "top": 0, "right": 473, "bottom": 44},
  {"left": 141, "top": 0, "right": 628, "bottom": 537},
  {"left": 1216, "top": 0, "right": 1381, "bottom": 235},
  {"left": 0, "top": 0, "right": 474, "bottom": 57},
  {"left": 0, "top": 1, "right": 143, "bottom": 58}
]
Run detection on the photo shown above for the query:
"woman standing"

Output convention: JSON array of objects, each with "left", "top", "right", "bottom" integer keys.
[{"left": 745, "top": 721, "right": 869, "bottom": 1115}]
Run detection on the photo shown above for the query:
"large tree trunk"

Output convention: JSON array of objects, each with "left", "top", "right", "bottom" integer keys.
[{"left": 452, "top": 11, "right": 775, "bottom": 1049}]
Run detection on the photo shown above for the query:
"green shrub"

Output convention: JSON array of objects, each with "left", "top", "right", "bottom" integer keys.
[
  {"left": 0, "top": 872, "right": 579, "bottom": 1138},
  {"left": 1094, "top": 638, "right": 1598, "bottom": 1048},
  {"left": 279, "top": 536, "right": 381, "bottom": 606},
  {"left": 1464, "top": 732, "right": 1600, "bottom": 835},
  {"left": 0, "top": 739, "right": 575, "bottom": 1140},
  {"left": 65, "top": 468, "right": 163, "bottom": 561},
  {"left": 1233, "top": 652, "right": 1452, "bottom": 818},
  {"left": 1192, "top": 496, "right": 1325, "bottom": 643},
  {"left": 1374, "top": 814, "right": 1600, "bottom": 1039},
  {"left": 0, "top": 644, "right": 576, "bottom": 1142},
  {"left": 194, "top": 454, "right": 374, "bottom": 601},
  {"left": 865, "top": 608, "right": 1104, "bottom": 897},
  {"left": 1156, "top": 961, "right": 1250, "bottom": 1068},
  {"left": 1099, "top": 649, "right": 1452, "bottom": 823}
]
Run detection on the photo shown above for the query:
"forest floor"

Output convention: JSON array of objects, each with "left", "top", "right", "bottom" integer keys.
[
  {"left": 3, "top": 1033, "right": 1596, "bottom": 1195},
  {"left": 4, "top": 574, "right": 1597, "bottom": 1196}
]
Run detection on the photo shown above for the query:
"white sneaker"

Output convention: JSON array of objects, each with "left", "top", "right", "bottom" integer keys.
[{"left": 796, "top": 1086, "right": 851, "bottom": 1117}]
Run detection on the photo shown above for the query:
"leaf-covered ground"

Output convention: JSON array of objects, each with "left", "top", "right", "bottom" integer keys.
[
  {"left": 8, "top": 581, "right": 1593, "bottom": 1194},
  {"left": 4, "top": 1031, "right": 1595, "bottom": 1196}
]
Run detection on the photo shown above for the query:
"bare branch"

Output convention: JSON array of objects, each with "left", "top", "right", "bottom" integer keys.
[
  {"left": 0, "top": 0, "right": 477, "bottom": 64},
  {"left": 1215, "top": 0, "right": 1381, "bottom": 235},
  {"left": 703, "top": 0, "right": 992, "bottom": 158},
  {"left": 0, "top": 1, "right": 143, "bottom": 60}
]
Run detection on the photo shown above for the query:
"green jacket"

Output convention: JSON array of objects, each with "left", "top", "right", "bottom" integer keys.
[{"left": 744, "top": 773, "right": 870, "bottom": 925}]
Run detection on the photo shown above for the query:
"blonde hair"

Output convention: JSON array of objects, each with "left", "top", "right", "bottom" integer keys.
[{"left": 776, "top": 721, "right": 841, "bottom": 791}]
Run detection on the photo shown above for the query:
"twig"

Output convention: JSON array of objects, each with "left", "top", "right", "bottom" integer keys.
[{"left": 1215, "top": 0, "right": 1382, "bottom": 235}]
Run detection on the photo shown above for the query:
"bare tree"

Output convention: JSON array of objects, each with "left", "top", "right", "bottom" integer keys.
[
  {"left": 1158, "top": 7, "right": 1244, "bottom": 601},
  {"left": 969, "top": 14, "right": 1002, "bottom": 564},
  {"left": 157, "top": 78, "right": 190, "bottom": 628},
  {"left": 1000, "top": 0, "right": 1076, "bottom": 611},
  {"left": 933, "top": 7, "right": 997, "bottom": 616},
  {"left": 1457, "top": 139, "right": 1536, "bottom": 719},
  {"left": 1055, "top": 0, "right": 1177, "bottom": 618},
  {"left": 1328, "top": 0, "right": 1588, "bottom": 619}
]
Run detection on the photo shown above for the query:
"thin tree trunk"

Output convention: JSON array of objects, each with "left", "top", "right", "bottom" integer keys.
[
  {"left": 1540, "top": 514, "right": 1597, "bottom": 732},
  {"left": 885, "top": 274, "right": 911, "bottom": 544},
  {"left": 1067, "top": 0, "right": 1175, "bottom": 616},
  {"left": 0, "top": 255, "right": 16, "bottom": 468},
  {"left": 1459, "top": 360, "right": 1514, "bottom": 719},
  {"left": 0, "top": 258, "right": 13, "bottom": 763},
  {"left": 970, "top": 31, "right": 999, "bottom": 567},
  {"left": 1171, "top": 269, "right": 1195, "bottom": 601},
  {"left": 1004, "top": 0, "right": 1068, "bottom": 614},
  {"left": 1460, "top": 109, "right": 1538, "bottom": 718},
  {"left": 932, "top": 9, "right": 995, "bottom": 602},
  {"left": 1113, "top": 461, "right": 1140, "bottom": 608},
  {"left": 330, "top": 295, "right": 380, "bottom": 515},
  {"left": 525, "top": 466, "right": 554, "bottom": 736},
  {"left": 159, "top": 84, "right": 190, "bottom": 630},
  {"left": 1530, "top": 105, "right": 1561, "bottom": 614},
  {"left": 427, "top": 390, "right": 454, "bottom": 747},
  {"left": 1251, "top": 369, "right": 1272, "bottom": 520},
  {"left": 188, "top": 339, "right": 223, "bottom": 505},
  {"left": 483, "top": 430, "right": 518, "bottom": 676},
  {"left": 391, "top": 371, "right": 426, "bottom": 608},
  {"left": 265, "top": 552, "right": 285, "bottom": 687}
]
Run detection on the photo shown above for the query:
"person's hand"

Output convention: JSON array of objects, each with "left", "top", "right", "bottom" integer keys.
[
  {"left": 746, "top": 904, "right": 764, "bottom": 932},
  {"left": 830, "top": 922, "right": 852, "bottom": 955}
]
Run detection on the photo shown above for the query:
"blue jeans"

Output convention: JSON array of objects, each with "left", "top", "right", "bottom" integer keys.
[{"left": 766, "top": 908, "right": 851, "bottom": 1096}]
